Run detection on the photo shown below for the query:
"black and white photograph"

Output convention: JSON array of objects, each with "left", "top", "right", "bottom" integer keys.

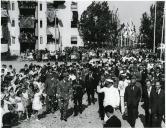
[{"left": 1, "top": 0, "right": 165, "bottom": 128}]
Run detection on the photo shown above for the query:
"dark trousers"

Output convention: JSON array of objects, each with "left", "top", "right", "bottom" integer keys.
[
  {"left": 127, "top": 106, "right": 138, "bottom": 127},
  {"left": 152, "top": 114, "right": 163, "bottom": 128},
  {"left": 87, "top": 89, "right": 95, "bottom": 105},
  {"left": 58, "top": 99, "right": 69, "bottom": 120},
  {"left": 145, "top": 110, "right": 152, "bottom": 127},
  {"left": 73, "top": 94, "right": 83, "bottom": 115},
  {"left": 98, "top": 93, "right": 104, "bottom": 120},
  {"left": 27, "top": 102, "right": 33, "bottom": 118},
  {"left": 46, "top": 95, "right": 57, "bottom": 112}
]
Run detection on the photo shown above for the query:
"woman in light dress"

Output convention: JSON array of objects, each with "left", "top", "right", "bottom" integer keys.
[
  {"left": 32, "top": 87, "right": 43, "bottom": 121},
  {"left": 15, "top": 91, "right": 25, "bottom": 120},
  {"left": 118, "top": 75, "right": 130, "bottom": 115}
]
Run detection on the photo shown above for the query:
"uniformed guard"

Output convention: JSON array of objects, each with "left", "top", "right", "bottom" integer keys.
[
  {"left": 72, "top": 73, "right": 85, "bottom": 116},
  {"left": 57, "top": 72, "right": 72, "bottom": 121}
]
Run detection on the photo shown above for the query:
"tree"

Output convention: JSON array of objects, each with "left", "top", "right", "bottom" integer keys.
[
  {"left": 139, "top": 1, "right": 165, "bottom": 49},
  {"left": 78, "top": 1, "right": 119, "bottom": 49}
]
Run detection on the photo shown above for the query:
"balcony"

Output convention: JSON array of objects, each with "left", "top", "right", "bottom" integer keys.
[
  {"left": 1, "top": 1, "right": 10, "bottom": 10},
  {"left": 19, "top": 16, "right": 36, "bottom": 28},
  {"left": 19, "top": 31, "right": 37, "bottom": 43},
  {"left": 18, "top": 1, "right": 37, "bottom": 9}
]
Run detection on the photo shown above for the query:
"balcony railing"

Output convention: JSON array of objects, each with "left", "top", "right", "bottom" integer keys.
[
  {"left": 19, "top": 32, "right": 37, "bottom": 43},
  {"left": 18, "top": 1, "right": 37, "bottom": 9}
]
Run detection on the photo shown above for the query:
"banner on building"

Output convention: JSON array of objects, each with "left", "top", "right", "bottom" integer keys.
[{"left": 20, "top": 17, "right": 35, "bottom": 28}]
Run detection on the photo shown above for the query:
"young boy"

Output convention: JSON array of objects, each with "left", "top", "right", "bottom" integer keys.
[{"left": 103, "top": 105, "right": 121, "bottom": 128}]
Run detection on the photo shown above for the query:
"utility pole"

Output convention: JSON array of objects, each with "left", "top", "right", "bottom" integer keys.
[{"left": 153, "top": 3, "right": 157, "bottom": 53}]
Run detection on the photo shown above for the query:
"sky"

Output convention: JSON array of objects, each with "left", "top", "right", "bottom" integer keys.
[
  {"left": 78, "top": 1, "right": 155, "bottom": 33},
  {"left": 109, "top": 1, "right": 155, "bottom": 32}
]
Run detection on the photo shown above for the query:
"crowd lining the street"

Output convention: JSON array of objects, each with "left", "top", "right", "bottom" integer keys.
[{"left": 1, "top": 48, "right": 165, "bottom": 128}]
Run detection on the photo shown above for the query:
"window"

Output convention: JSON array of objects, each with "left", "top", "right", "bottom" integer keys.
[
  {"left": 40, "top": 20, "right": 42, "bottom": 28},
  {"left": 71, "top": 11, "right": 78, "bottom": 28},
  {"left": 12, "top": 37, "right": 15, "bottom": 44},
  {"left": 12, "top": 20, "right": 15, "bottom": 27},
  {"left": 40, "top": 36, "right": 43, "bottom": 44},
  {"left": 71, "top": 2, "right": 77, "bottom": 10},
  {"left": 12, "top": 2, "right": 15, "bottom": 10},
  {"left": 71, "top": 36, "right": 77, "bottom": 44},
  {"left": 40, "top": 3, "right": 42, "bottom": 11}
]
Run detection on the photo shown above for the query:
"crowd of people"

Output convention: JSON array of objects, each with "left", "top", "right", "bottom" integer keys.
[{"left": 1, "top": 48, "right": 165, "bottom": 128}]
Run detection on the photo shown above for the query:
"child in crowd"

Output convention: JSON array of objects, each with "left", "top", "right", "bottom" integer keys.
[
  {"left": 22, "top": 87, "right": 29, "bottom": 120},
  {"left": 15, "top": 91, "right": 24, "bottom": 120},
  {"left": 32, "top": 87, "right": 43, "bottom": 121}
]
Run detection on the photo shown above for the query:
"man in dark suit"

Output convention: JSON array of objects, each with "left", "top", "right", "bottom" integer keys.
[
  {"left": 45, "top": 73, "right": 58, "bottom": 113},
  {"left": 151, "top": 81, "right": 165, "bottom": 127},
  {"left": 57, "top": 73, "right": 73, "bottom": 121},
  {"left": 142, "top": 80, "right": 154, "bottom": 127},
  {"left": 103, "top": 105, "right": 121, "bottom": 128},
  {"left": 85, "top": 70, "right": 95, "bottom": 105},
  {"left": 124, "top": 75, "right": 141, "bottom": 128},
  {"left": 72, "top": 73, "right": 85, "bottom": 116}
]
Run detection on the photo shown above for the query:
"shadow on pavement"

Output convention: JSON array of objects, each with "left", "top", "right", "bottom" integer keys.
[{"left": 138, "top": 114, "right": 145, "bottom": 127}]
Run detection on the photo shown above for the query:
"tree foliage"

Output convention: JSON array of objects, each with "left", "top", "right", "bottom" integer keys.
[
  {"left": 139, "top": 1, "right": 165, "bottom": 49},
  {"left": 78, "top": 1, "right": 119, "bottom": 49}
]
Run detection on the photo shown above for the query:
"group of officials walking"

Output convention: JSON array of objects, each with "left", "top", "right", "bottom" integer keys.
[{"left": 1, "top": 49, "right": 165, "bottom": 128}]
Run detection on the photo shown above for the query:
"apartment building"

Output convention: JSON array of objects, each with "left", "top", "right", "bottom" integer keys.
[{"left": 1, "top": 1, "right": 89, "bottom": 55}]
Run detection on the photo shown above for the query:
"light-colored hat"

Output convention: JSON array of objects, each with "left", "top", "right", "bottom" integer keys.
[{"left": 105, "top": 79, "right": 114, "bottom": 83}]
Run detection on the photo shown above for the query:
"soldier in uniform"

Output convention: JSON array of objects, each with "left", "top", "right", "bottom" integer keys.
[
  {"left": 45, "top": 73, "right": 58, "bottom": 113},
  {"left": 72, "top": 73, "right": 85, "bottom": 116},
  {"left": 57, "top": 72, "right": 73, "bottom": 121}
]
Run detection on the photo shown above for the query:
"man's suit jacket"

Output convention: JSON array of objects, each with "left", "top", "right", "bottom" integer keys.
[
  {"left": 150, "top": 89, "right": 165, "bottom": 115},
  {"left": 85, "top": 74, "right": 95, "bottom": 91},
  {"left": 124, "top": 85, "right": 141, "bottom": 108},
  {"left": 143, "top": 86, "right": 155, "bottom": 111}
]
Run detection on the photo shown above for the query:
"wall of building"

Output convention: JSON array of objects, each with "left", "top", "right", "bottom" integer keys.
[
  {"left": 56, "top": 1, "right": 84, "bottom": 50},
  {"left": 8, "top": 1, "right": 20, "bottom": 55},
  {"left": 3, "top": 1, "right": 91, "bottom": 55},
  {"left": 37, "top": 1, "right": 47, "bottom": 50}
]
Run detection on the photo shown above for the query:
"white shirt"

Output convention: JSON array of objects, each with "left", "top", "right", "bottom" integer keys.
[
  {"left": 97, "top": 85, "right": 120, "bottom": 108},
  {"left": 124, "top": 79, "right": 130, "bottom": 88},
  {"left": 118, "top": 81, "right": 125, "bottom": 96},
  {"left": 69, "top": 74, "right": 76, "bottom": 81},
  {"left": 147, "top": 86, "right": 152, "bottom": 98}
]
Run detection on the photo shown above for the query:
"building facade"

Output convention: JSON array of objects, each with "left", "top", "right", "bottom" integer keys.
[{"left": 1, "top": 1, "right": 88, "bottom": 55}]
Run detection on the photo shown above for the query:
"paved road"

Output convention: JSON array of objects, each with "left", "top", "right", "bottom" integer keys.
[
  {"left": 2, "top": 60, "right": 145, "bottom": 128},
  {"left": 12, "top": 94, "right": 145, "bottom": 128}
]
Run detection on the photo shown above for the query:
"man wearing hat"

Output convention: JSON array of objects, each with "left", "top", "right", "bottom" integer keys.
[
  {"left": 72, "top": 73, "right": 85, "bottom": 116},
  {"left": 124, "top": 75, "right": 141, "bottom": 128},
  {"left": 97, "top": 78, "right": 120, "bottom": 117},
  {"left": 57, "top": 72, "right": 73, "bottom": 121}
]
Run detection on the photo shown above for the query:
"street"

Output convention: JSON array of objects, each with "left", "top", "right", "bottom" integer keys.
[{"left": 1, "top": 60, "right": 145, "bottom": 128}]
